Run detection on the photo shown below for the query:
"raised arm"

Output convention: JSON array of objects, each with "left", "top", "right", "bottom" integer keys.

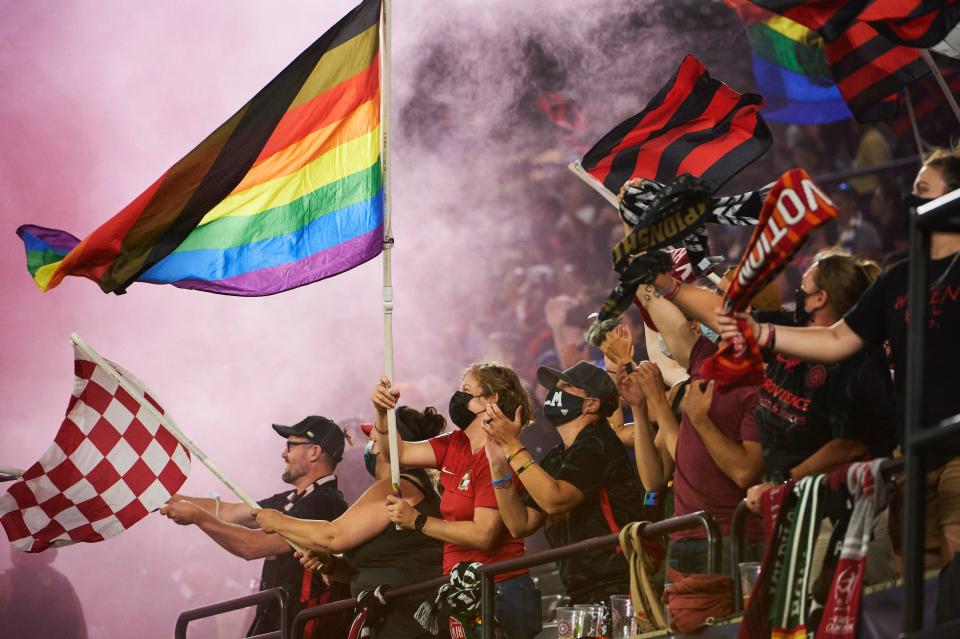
[
  {"left": 643, "top": 325, "right": 690, "bottom": 387},
  {"left": 635, "top": 285, "right": 698, "bottom": 368},
  {"left": 484, "top": 438, "right": 545, "bottom": 538},
  {"left": 255, "top": 477, "right": 425, "bottom": 553},
  {"left": 616, "top": 366, "right": 674, "bottom": 491},
  {"left": 386, "top": 496, "right": 508, "bottom": 551},
  {"left": 370, "top": 376, "right": 438, "bottom": 468},
  {"left": 651, "top": 273, "right": 724, "bottom": 332},
  {"left": 159, "top": 499, "right": 291, "bottom": 560},
  {"left": 167, "top": 494, "right": 257, "bottom": 528},
  {"left": 483, "top": 404, "right": 585, "bottom": 515},
  {"left": 716, "top": 311, "right": 864, "bottom": 364}
]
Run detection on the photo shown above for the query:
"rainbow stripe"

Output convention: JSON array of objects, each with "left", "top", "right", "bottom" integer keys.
[
  {"left": 726, "top": 1, "right": 851, "bottom": 124},
  {"left": 17, "top": 0, "right": 383, "bottom": 296}
]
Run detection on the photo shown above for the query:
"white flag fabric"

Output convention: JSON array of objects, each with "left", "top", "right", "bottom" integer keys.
[{"left": 0, "top": 346, "right": 190, "bottom": 552}]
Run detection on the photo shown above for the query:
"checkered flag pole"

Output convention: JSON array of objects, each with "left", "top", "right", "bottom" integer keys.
[{"left": 68, "top": 335, "right": 307, "bottom": 554}]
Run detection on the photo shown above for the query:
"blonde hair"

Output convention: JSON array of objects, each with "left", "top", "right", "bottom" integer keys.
[{"left": 464, "top": 362, "right": 533, "bottom": 427}]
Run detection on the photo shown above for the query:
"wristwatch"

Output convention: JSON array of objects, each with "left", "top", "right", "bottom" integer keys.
[{"left": 414, "top": 513, "right": 428, "bottom": 532}]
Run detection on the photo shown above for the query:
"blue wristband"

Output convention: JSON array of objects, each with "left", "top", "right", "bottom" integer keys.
[{"left": 491, "top": 471, "right": 514, "bottom": 488}]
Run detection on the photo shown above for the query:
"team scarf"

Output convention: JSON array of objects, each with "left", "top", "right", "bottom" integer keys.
[
  {"left": 817, "top": 460, "right": 887, "bottom": 639},
  {"left": 415, "top": 561, "right": 483, "bottom": 639},
  {"left": 700, "top": 168, "right": 837, "bottom": 388},
  {"left": 771, "top": 475, "right": 827, "bottom": 639},
  {"left": 738, "top": 482, "right": 799, "bottom": 639},
  {"left": 619, "top": 178, "right": 769, "bottom": 275}
]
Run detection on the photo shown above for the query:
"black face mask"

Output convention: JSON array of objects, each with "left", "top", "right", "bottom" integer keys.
[
  {"left": 542, "top": 388, "right": 585, "bottom": 426},
  {"left": 903, "top": 193, "right": 933, "bottom": 213},
  {"left": 794, "top": 286, "right": 814, "bottom": 326},
  {"left": 448, "top": 391, "right": 481, "bottom": 430}
]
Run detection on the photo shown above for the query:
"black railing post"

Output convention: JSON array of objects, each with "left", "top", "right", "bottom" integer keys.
[
  {"left": 480, "top": 572, "right": 495, "bottom": 639},
  {"left": 903, "top": 199, "right": 931, "bottom": 634},
  {"left": 174, "top": 587, "right": 287, "bottom": 639}
]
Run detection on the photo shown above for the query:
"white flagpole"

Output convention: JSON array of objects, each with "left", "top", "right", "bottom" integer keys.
[
  {"left": 921, "top": 49, "right": 960, "bottom": 126},
  {"left": 568, "top": 161, "right": 620, "bottom": 209},
  {"left": 0, "top": 465, "right": 23, "bottom": 479},
  {"left": 380, "top": 0, "right": 402, "bottom": 500},
  {"left": 68, "top": 334, "right": 307, "bottom": 554}
]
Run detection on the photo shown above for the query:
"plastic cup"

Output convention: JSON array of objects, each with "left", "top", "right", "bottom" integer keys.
[
  {"left": 572, "top": 606, "right": 603, "bottom": 639},
  {"left": 556, "top": 606, "right": 577, "bottom": 639},
  {"left": 609, "top": 595, "right": 637, "bottom": 638},
  {"left": 739, "top": 561, "right": 762, "bottom": 608}
]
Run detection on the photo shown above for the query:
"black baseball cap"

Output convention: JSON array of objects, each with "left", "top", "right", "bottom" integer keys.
[
  {"left": 272, "top": 415, "right": 345, "bottom": 461},
  {"left": 537, "top": 361, "right": 619, "bottom": 417}
]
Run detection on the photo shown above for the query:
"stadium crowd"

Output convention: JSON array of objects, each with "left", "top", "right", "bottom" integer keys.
[{"left": 158, "top": 125, "right": 960, "bottom": 638}]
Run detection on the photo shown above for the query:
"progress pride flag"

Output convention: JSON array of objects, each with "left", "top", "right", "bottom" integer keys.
[{"left": 700, "top": 168, "right": 837, "bottom": 386}]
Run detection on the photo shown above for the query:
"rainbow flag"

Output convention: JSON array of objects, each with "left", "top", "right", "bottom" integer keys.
[
  {"left": 17, "top": 0, "right": 383, "bottom": 296},
  {"left": 726, "top": 1, "right": 851, "bottom": 124}
]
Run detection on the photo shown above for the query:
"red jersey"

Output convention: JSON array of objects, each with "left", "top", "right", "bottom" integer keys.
[{"left": 428, "top": 430, "right": 526, "bottom": 581}]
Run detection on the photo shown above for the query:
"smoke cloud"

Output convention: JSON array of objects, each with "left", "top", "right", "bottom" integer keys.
[{"left": 0, "top": 1, "right": 752, "bottom": 636}]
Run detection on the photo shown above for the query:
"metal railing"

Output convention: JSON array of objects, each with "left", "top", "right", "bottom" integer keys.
[
  {"left": 477, "top": 510, "right": 720, "bottom": 639},
  {"left": 279, "top": 510, "right": 718, "bottom": 639},
  {"left": 174, "top": 586, "right": 287, "bottom": 639},
  {"left": 903, "top": 190, "right": 960, "bottom": 635},
  {"left": 290, "top": 574, "right": 449, "bottom": 639}
]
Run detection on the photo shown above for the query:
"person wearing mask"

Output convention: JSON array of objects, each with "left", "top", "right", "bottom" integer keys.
[
  {"left": 481, "top": 360, "right": 656, "bottom": 610},
  {"left": 255, "top": 406, "right": 445, "bottom": 639},
  {"left": 644, "top": 251, "right": 896, "bottom": 504},
  {"left": 372, "top": 365, "right": 541, "bottom": 639},
  {"left": 717, "top": 148, "right": 960, "bottom": 567},
  {"left": 159, "top": 416, "right": 350, "bottom": 638},
  {"left": 633, "top": 285, "right": 765, "bottom": 574}
]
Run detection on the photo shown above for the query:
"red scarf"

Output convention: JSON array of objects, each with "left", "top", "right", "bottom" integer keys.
[{"left": 702, "top": 169, "right": 837, "bottom": 388}]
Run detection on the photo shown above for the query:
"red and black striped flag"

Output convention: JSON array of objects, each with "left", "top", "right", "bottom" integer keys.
[
  {"left": 859, "top": 0, "right": 960, "bottom": 48},
  {"left": 749, "top": 0, "right": 933, "bottom": 121},
  {"left": 580, "top": 56, "right": 772, "bottom": 194}
]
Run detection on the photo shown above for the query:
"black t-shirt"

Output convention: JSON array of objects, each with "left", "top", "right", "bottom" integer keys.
[
  {"left": 250, "top": 476, "right": 349, "bottom": 638},
  {"left": 344, "top": 472, "right": 443, "bottom": 639},
  {"left": 524, "top": 423, "right": 646, "bottom": 603},
  {"left": 845, "top": 253, "right": 960, "bottom": 434},
  {"left": 754, "top": 311, "right": 897, "bottom": 474}
]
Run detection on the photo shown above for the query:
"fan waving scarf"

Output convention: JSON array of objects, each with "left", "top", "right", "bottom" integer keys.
[
  {"left": 700, "top": 168, "right": 837, "bottom": 388},
  {"left": 17, "top": 0, "right": 383, "bottom": 296}
]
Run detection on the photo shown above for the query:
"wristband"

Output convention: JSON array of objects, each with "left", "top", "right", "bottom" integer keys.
[
  {"left": 414, "top": 513, "right": 428, "bottom": 532},
  {"left": 491, "top": 471, "right": 514, "bottom": 488},
  {"left": 213, "top": 496, "right": 221, "bottom": 520},
  {"left": 375, "top": 426, "right": 388, "bottom": 435},
  {"left": 769, "top": 323, "right": 777, "bottom": 350},
  {"left": 516, "top": 458, "right": 536, "bottom": 475},
  {"left": 505, "top": 447, "right": 527, "bottom": 464}
]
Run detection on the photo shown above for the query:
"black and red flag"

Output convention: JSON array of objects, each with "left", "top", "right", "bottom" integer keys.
[
  {"left": 579, "top": 55, "right": 772, "bottom": 194},
  {"left": 748, "top": 0, "right": 959, "bottom": 121}
]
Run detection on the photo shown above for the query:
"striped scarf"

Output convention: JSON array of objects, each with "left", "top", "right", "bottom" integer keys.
[
  {"left": 817, "top": 460, "right": 887, "bottom": 639},
  {"left": 415, "top": 562, "right": 483, "bottom": 638},
  {"left": 771, "top": 475, "right": 827, "bottom": 639}
]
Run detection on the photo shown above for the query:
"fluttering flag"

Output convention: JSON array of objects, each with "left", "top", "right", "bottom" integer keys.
[
  {"left": 700, "top": 168, "right": 837, "bottom": 387},
  {"left": 580, "top": 55, "right": 772, "bottom": 194},
  {"left": 859, "top": 0, "right": 960, "bottom": 48},
  {"left": 749, "top": 0, "right": 931, "bottom": 121},
  {"left": 0, "top": 346, "right": 190, "bottom": 552},
  {"left": 17, "top": 0, "right": 382, "bottom": 296},
  {"left": 724, "top": 0, "right": 853, "bottom": 124}
]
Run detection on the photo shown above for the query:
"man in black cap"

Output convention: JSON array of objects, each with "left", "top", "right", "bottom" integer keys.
[
  {"left": 160, "top": 416, "right": 349, "bottom": 638},
  {"left": 482, "top": 360, "right": 658, "bottom": 609}
]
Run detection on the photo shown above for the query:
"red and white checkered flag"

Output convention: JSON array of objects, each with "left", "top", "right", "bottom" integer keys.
[{"left": 0, "top": 343, "right": 190, "bottom": 552}]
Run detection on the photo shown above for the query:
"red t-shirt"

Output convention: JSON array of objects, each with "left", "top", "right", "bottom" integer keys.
[
  {"left": 428, "top": 430, "right": 527, "bottom": 580},
  {"left": 672, "top": 337, "right": 764, "bottom": 541}
]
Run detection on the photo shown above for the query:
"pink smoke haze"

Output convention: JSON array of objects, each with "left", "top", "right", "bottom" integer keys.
[{"left": 1, "top": 1, "right": 746, "bottom": 636}]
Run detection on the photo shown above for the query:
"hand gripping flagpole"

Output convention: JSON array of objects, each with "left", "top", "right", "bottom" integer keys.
[
  {"left": 380, "top": 0, "right": 403, "bottom": 507},
  {"left": 68, "top": 333, "right": 307, "bottom": 555},
  {"left": 0, "top": 465, "right": 23, "bottom": 482}
]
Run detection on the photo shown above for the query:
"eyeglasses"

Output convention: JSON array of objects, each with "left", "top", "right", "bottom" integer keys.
[{"left": 285, "top": 441, "right": 317, "bottom": 451}]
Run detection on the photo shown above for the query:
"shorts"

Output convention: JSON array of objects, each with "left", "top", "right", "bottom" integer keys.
[{"left": 890, "top": 456, "right": 960, "bottom": 553}]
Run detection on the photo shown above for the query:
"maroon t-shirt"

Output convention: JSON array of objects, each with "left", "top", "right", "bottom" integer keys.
[{"left": 671, "top": 337, "right": 763, "bottom": 541}]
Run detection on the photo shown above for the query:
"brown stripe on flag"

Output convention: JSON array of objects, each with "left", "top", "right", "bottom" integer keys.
[{"left": 103, "top": 0, "right": 381, "bottom": 293}]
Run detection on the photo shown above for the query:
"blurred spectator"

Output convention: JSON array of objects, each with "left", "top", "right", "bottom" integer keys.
[
  {"left": 0, "top": 548, "right": 87, "bottom": 639},
  {"left": 832, "top": 182, "right": 883, "bottom": 261}
]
